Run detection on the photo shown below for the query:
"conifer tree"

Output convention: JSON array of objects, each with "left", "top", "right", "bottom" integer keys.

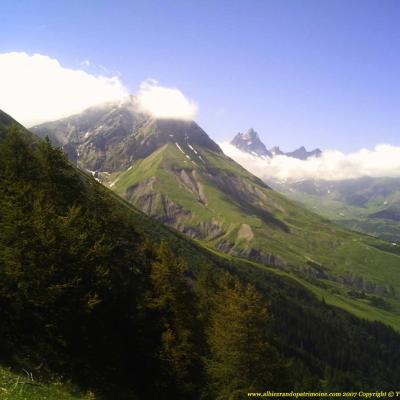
[
  {"left": 147, "top": 241, "right": 200, "bottom": 397},
  {"left": 196, "top": 263, "right": 218, "bottom": 326},
  {"left": 207, "top": 274, "right": 278, "bottom": 399}
]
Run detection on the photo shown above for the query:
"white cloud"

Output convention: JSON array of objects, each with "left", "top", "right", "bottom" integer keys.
[
  {"left": 221, "top": 143, "right": 400, "bottom": 181},
  {"left": 136, "top": 79, "right": 198, "bottom": 120},
  {"left": 0, "top": 52, "right": 128, "bottom": 126}
]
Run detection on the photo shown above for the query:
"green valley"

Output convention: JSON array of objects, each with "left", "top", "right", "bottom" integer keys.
[{"left": 271, "top": 177, "right": 400, "bottom": 243}]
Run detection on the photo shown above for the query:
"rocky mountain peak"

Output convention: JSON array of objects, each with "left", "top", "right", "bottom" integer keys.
[
  {"left": 31, "top": 100, "right": 222, "bottom": 173},
  {"left": 230, "top": 129, "right": 322, "bottom": 160},
  {"left": 230, "top": 129, "right": 272, "bottom": 157},
  {"left": 242, "top": 128, "right": 259, "bottom": 140}
]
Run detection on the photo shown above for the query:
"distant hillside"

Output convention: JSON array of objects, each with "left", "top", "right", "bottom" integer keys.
[
  {"left": 271, "top": 177, "right": 400, "bottom": 242},
  {"left": 229, "top": 130, "right": 400, "bottom": 242}
]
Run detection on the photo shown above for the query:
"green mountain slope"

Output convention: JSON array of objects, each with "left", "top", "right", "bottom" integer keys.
[
  {"left": 113, "top": 136, "right": 400, "bottom": 327},
  {"left": 33, "top": 105, "right": 400, "bottom": 330},
  {"left": 3, "top": 109, "right": 400, "bottom": 394}
]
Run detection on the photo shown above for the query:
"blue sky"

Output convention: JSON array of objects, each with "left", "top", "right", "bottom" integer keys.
[{"left": 2, "top": 0, "right": 400, "bottom": 151}]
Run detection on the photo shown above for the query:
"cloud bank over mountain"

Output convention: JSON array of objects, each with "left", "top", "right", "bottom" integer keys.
[
  {"left": 136, "top": 79, "right": 198, "bottom": 120},
  {"left": 0, "top": 52, "right": 198, "bottom": 126},
  {"left": 221, "top": 142, "right": 400, "bottom": 181},
  {"left": 0, "top": 52, "right": 128, "bottom": 126}
]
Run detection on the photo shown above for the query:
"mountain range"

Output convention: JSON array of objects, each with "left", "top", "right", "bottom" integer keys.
[
  {"left": 230, "top": 128, "right": 322, "bottom": 159},
  {"left": 32, "top": 98, "right": 400, "bottom": 331},
  {"left": 1, "top": 106, "right": 400, "bottom": 397},
  {"left": 229, "top": 130, "right": 400, "bottom": 242}
]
